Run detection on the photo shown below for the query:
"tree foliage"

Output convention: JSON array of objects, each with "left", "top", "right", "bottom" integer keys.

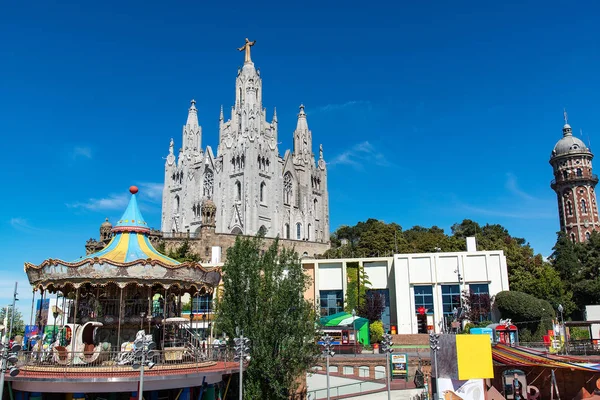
[
  {"left": 494, "top": 291, "right": 555, "bottom": 341},
  {"left": 0, "top": 307, "right": 25, "bottom": 337},
  {"left": 156, "top": 240, "right": 201, "bottom": 263},
  {"left": 344, "top": 262, "right": 371, "bottom": 313},
  {"left": 357, "top": 291, "right": 386, "bottom": 324},
  {"left": 461, "top": 290, "right": 492, "bottom": 323},
  {"left": 215, "top": 236, "right": 319, "bottom": 399}
]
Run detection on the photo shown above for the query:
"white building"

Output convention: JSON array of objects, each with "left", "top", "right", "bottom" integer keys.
[{"left": 301, "top": 238, "right": 509, "bottom": 334}]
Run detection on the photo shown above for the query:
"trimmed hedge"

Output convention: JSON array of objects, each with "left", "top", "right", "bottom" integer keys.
[{"left": 494, "top": 291, "right": 556, "bottom": 341}]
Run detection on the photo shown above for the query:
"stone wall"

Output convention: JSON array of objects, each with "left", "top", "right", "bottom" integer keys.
[{"left": 162, "top": 230, "right": 330, "bottom": 263}]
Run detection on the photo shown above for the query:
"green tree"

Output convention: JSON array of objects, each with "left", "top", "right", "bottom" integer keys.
[
  {"left": 165, "top": 240, "right": 200, "bottom": 262},
  {"left": 345, "top": 262, "right": 371, "bottom": 313},
  {"left": 0, "top": 307, "right": 25, "bottom": 337},
  {"left": 369, "top": 320, "right": 384, "bottom": 344},
  {"left": 494, "top": 291, "right": 555, "bottom": 341},
  {"left": 215, "top": 236, "right": 319, "bottom": 399}
]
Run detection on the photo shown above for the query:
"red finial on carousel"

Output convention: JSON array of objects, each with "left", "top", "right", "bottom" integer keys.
[{"left": 129, "top": 186, "right": 139, "bottom": 195}]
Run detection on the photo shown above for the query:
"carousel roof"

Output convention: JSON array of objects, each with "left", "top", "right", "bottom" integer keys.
[
  {"left": 24, "top": 186, "right": 221, "bottom": 291},
  {"left": 82, "top": 186, "right": 178, "bottom": 265}
]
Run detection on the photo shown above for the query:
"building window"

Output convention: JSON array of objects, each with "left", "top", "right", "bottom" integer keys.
[
  {"left": 284, "top": 172, "right": 293, "bottom": 205},
  {"left": 469, "top": 283, "right": 490, "bottom": 322},
  {"left": 258, "top": 225, "right": 267, "bottom": 236},
  {"left": 191, "top": 294, "right": 213, "bottom": 313},
  {"left": 203, "top": 169, "right": 214, "bottom": 198},
  {"left": 285, "top": 223, "right": 290, "bottom": 239},
  {"left": 174, "top": 195, "right": 180, "bottom": 214},
  {"left": 577, "top": 168, "right": 583, "bottom": 177},
  {"left": 571, "top": 233, "right": 576, "bottom": 242},
  {"left": 320, "top": 290, "right": 343, "bottom": 316},
  {"left": 308, "top": 223, "right": 311, "bottom": 241},
  {"left": 296, "top": 223, "right": 302, "bottom": 240},
  {"left": 441, "top": 285, "right": 461, "bottom": 316},
  {"left": 236, "top": 181, "right": 241, "bottom": 201},
  {"left": 563, "top": 170, "right": 568, "bottom": 179},
  {"left": 260, "top": 182, "right": 266, "bottom": 203},
  {"left": 586, "top": 232, "right": 591, "bottom": 240},
  {"left": 414, "top": 286, "right": 434, "bottom": 314},
  {"left": 314, "top": 198, "right": 318, "bottom": 213},
  {"left": 582, "top": 199, "right": 588, "bottom": 213},
  {"left": 567, "top": 201, "right": 573, "bottom": 216}
]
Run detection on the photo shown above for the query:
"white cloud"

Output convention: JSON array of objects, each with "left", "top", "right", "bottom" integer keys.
[
  {"left": 67, "top": 193, "right": 129, "bottom": 211},
  {"left": 328, "top": 141, "right": 391, "bottom": 169},
  {"left": 9, "top": 218, "right": 46, "bottom": 233},
  {"left": 66, "top": 182, "right": 163, "bottom": 211},
  {"left": 505, "top": 173, "right": 535, "bottom": 201},
  {"left": 137, "top": 182, "right": 163, "bottom": 203},
  {"left": 317, "top": 100, "right": 370, "bottom": 113},
  {"left": 457, "top": 203, "right": 555, "bottom": 220},
  {"left": 71, "top": 146, "right": 92, "bottom": 159}
]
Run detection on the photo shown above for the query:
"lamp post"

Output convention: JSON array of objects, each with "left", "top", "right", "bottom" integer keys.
[
  {"left": 234, "top": 327, "right": 251, "bottom": 400},
  {"left": 381, "top": 333, "right": 394, "bottom": 400},
  {"left": 132, "top": 333, "right": 156, "bottom": 400},
  {"left": 0, "top": 283, "right": 20, "bottom": 400},
  {"left": 320, "top": 333, "right": 335, "bottom": 400},
  {"left": 352, "top": 309, "right": 357, "bottom": 356},
  {"left": 429, "top": 333, "right": 440, "bottom": 400}
]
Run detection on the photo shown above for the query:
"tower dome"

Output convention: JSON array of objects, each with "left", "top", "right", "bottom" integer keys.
[{"left": 552, "top": 122, "right": 588, "bottom": 156}]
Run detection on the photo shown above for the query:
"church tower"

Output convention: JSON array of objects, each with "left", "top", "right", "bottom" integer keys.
[{"left": 550, "top": 111, "right": 600, "bottom": 242}]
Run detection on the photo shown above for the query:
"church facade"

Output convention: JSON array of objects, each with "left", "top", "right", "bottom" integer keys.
[{"left": 161, "top": 40, "right": 330, "bottom": 243}]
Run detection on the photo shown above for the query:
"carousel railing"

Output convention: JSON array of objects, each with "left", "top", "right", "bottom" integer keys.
[{"left": 15, "top": 344, "right": 233, "bottom": 373}]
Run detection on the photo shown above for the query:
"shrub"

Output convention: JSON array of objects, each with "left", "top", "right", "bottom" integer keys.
[
  {"left": 495, "top": 291, "right": 555, "bottom": 341},
  {"left": 370, "top": 320, "right": 384, "bottom": 343}
]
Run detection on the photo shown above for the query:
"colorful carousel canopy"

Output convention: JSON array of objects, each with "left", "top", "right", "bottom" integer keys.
[{"left": 25, "top": 186, "right": 221, "bottom": 292}]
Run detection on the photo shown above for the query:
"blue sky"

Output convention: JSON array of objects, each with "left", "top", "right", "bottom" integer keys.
[{"left": 1, "top": 0, "right": 600, "bottom": 319}]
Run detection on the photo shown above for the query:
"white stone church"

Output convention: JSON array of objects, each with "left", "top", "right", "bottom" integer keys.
[{"left": 161, "top": 41, "right": 330, "bottom": 243}]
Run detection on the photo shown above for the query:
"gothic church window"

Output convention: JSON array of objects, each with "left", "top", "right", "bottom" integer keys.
[
  {"left": 582, "top": 199, "right": 588, "bottom": 213},
  {"left": 314, "top": 198, "right": 318, "bottom": 213},
  {"left": 203, "top": 169, "right": 214, "bottom": 198},
  {"left": 236, "top": 181, "right": 241, "bottom": 201},
  {"left": 284, "top": 172, "right": 292, "bottom": 205},
  {"left": 174, "top": 195, "right": 180, "bottom": 214},
  {"left": 260, "top": 182, "right": 266, "bottom": 203},
  {"left": 285, "top": 223, "right": 290, "bottom": 239},
  {"left": 296, "top": 223, "right": 302, "bottom": 240},
  {"left": 258, "top": 226, "right": 267, "bottom": 236}
]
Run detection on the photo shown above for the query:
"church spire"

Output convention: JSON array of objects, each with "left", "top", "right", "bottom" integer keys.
[
  {"left": 187, "top": 99, "right": 198, "bottom": 126},
  {"left": 296, "top": 104, "right": 308, "bottom": 131},
  {"left": 219, "top": 105, "right": 224, "bottom": 121},
  {"left": 273, "top": 107, "right": 278, "bottom": 123}
]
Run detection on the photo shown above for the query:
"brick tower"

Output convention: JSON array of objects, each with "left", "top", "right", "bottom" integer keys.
[{"left": 550, "top": 111, "right": 600, "bottom": 242}]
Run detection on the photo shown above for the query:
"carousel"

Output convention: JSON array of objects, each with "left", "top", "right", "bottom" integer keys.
[{"left": 9, "top": 187, "right": 235, "bottom": 398}]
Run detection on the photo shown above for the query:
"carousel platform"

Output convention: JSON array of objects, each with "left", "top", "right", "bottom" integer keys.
[{"left": 7, "top": 357, "right": 239, "bottom": 393}]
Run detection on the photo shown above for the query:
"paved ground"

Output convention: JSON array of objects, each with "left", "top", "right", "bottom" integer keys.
[{"left": 343, "top": 388, "right": 424, "bottom": 399}]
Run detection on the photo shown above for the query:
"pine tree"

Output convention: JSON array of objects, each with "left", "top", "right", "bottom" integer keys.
[{"left": 215, "top": 236, "right": 319, "bottom": 399}]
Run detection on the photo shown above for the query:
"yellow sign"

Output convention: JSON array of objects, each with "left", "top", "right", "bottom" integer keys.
[{"left": 456, "top": 334, "right": 494, "bottom": 380}]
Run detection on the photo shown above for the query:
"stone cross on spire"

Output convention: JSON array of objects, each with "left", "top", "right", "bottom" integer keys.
[{"left": 237, "top": 38, "right": 256, "bottom": 64}]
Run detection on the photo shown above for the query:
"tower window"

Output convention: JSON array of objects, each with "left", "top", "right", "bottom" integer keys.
[
  {"left": 260, "top": 182, "right": 266, "bottom": 203},
  {"left": 296, "top": 223, "right": 302, "bottom": 240},
  {"left": 577, "top": 168, "right": 583, "bottom": 177},
  {"left": 567, "top": 201, "right": 573, "bottom": 216},
  {"left": 563, "top": 171, "right": 568, "bottom": 179},
  {"left": 236, "top": 181, "right": 241, "bottom": 201},
  {"left": 586, "top": 232, "right": 591, "bottom": 241},
  {"left": 582, "top": 199, "right": 588, "bottom": 214},
  {"left": 571, "top": 233, "right": 576, "bottom": 242},
  {"left": 284, "top": 172, "right": 292, "bottom": 205}
]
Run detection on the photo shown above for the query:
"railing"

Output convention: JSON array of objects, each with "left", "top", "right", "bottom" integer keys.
[
  {"left": 551, "top": 174, "right": 599, "bottom": 186},
  {"left": 15, "top": 344, "right": 233, "bottom": 374},
  {"left": 306, "top": 373, "right": 421, "bottom": 399},
  {"left": 518, "top": 340, "right": 600, "bottom": 356}
]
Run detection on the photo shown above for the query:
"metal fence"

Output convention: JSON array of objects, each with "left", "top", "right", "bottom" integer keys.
[{"left": 306, "top": 373, "right": 423, "bottom": 400}]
